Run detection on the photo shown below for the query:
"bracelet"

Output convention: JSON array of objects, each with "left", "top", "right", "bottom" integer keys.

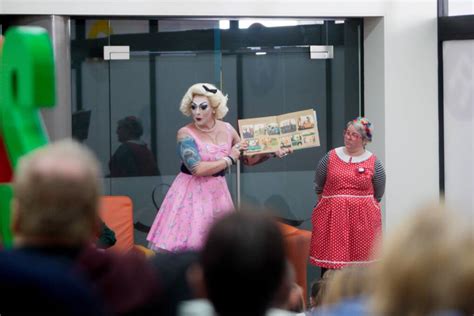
[
  {"left": 222, "top": 157, "right": 232, "bottom": 168},
  {"left": 227, "top": 155, "right": 236, "bottom": 165}
]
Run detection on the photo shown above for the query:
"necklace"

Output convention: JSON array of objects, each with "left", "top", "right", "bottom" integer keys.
[{"left": 194, "top": 120, "right": 217, "bottom": 133}]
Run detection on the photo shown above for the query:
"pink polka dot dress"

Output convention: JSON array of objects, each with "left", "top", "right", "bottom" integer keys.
[
  {"left": 147, "top": 123, "right": 235, "bottom": 252},
  {"left": 310, "top": 147, "right": 382, "bottom": 269}
]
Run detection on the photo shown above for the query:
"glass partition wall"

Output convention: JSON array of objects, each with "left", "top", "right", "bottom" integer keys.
[{"left": 70, "top": 18, "right": 363, "bottom": 247}]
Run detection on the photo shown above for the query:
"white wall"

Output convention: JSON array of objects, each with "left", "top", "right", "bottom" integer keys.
[
  {"left": 443, "top": 40, "right": 474, "bottom": 220},
  {"left": 364, "top": 2, "right": 439, "bottom": 232},
  {"left": 380, "top": 2, "right": 439, "bottom": 231},
  {"left": 1, "top": 0, "right": 440, "bottom": 232}
]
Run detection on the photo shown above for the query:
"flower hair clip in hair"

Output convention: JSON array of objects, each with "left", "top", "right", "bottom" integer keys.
[
  {"left": 202, "top": 85, "right": 217, "bottom": 94},
  {"left": 353, "top": 117, "right": 372, "bottom": 141}
]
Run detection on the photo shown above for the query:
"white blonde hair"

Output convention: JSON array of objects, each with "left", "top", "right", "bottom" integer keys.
[
  {"left": 179, "top": 83, "right": 229, "bottom": 119},
  {"left": 371, "top": 204, "right": 474, "bottom": 316}
]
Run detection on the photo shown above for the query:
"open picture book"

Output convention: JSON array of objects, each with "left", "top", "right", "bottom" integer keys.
[{"left": 238, "top": 109, "right": 320, "bottom": 155}]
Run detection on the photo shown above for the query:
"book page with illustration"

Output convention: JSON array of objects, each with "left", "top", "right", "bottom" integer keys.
[{"left": 238, "top": 109, "right": 320, "bottom": 155}]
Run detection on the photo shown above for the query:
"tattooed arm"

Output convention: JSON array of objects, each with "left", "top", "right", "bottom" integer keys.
[{"left": 177, "top": 128, "right": 231, "bottom": 177}]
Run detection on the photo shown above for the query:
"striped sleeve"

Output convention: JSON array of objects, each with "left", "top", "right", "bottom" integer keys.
[
  {"left": 314, "top": 153, "right": 329, "bottom": 195},
  {"left": 373, "top": 159, "right": 386, "bottom": 202}
]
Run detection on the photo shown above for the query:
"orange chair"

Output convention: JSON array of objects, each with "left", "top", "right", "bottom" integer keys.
[
  {"left": 279, "top": 222, "right": 312, "bottom": 304},
  {"left": 99, "top": 195, "right": 154, "bottom": 257}
]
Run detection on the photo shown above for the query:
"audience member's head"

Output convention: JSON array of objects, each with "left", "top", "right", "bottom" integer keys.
[
  {"left": 201, "top": 211, "right": 286, "bottom": 316},
  {"left": 287, "top": 282, "right": 305, "bottom": 313},
  {"left": 272, "top": 260, "right": 305, "bottom": 312},
  {"left": 308, "top": 279, "right": 321, "bottom": 309},
  {"left": 371, "top": 204, "right": 474, "bottom": 316},
  {"left": 12, "top": 139, "right": 102, "bottom": 246},
  {"left": 321, "top": 265, "right": 371, "bottom": 307},
  {"left": 309, "top": 270, "right": 335, "bottom": 310},
  {"left": 272, "top": 260, "right": 295, "bottom": 310}
]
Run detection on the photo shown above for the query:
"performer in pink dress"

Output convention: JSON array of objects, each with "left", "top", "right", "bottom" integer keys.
[
  {"left": 310, "top": 117, "right": 385, "bottom": 276},
  {"left": 147, "top": 83, "right": 292, "bottom": 252}
]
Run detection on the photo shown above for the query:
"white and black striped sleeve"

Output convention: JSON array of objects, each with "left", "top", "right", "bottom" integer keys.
[
  {"left": 314, "top": 153, "right": 329, "bottom": 195},
  {"left": 373, "top": 159, "right": 386, "bottom": 202}
]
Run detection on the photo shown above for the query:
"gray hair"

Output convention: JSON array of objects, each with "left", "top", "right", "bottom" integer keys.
[
  {"left": 13, "top": 139, "right": 102, "bottom": 243},
  {"left": 346, "top": 117, "right": 373, "bottom": 143}
]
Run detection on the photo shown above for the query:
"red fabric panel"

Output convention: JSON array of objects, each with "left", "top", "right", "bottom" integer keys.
[{"left": 0, "top": 136, "right": 13, "bottom": 183}]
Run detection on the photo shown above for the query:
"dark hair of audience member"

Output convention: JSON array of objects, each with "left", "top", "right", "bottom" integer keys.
[
  {"left": 201, "top": 210, "right": 286, "bottom": 316},
  {"left": 272, "top": 260, "right": 305, "bottom": 313},
  {"left": 272, "top": 260, "right": 295, "bottom": 310},
  {"left": 308, "top": 270, "right": 333, "bottom": 310}
]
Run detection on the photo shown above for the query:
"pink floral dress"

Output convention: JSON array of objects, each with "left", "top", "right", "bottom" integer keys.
[
  {"left": 310, "top": 148, "right": 382, "bottom": 269},
  {"left": 147, "top": 123, "right": 234, "bottom": 252}
]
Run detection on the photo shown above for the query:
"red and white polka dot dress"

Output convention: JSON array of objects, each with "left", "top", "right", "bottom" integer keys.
[{"left": 310, "top": 149, "right": 382, "bottom": 269}]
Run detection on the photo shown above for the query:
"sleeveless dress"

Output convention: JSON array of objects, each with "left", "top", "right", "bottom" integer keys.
[
  {"left": 309, "top": 148, "right": 382, "bottom": 269},
  {"left": 147, "top": 123, "right": 234, "bottom": 252}
]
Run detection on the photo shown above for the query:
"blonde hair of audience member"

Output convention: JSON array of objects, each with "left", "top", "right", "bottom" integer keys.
[
  {"left": 371, "top": 205, "right": 474, "bottom": 316},
  {"left": 12, "top": 140, "right": 102, "bottom": 245},
  {"left": 320, "top": 265, "right": 370, "bottom": 307}
]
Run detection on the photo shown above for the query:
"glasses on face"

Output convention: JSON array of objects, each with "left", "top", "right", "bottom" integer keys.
[{"left": 343, "top": 129, "right": 362, "bottom": 140}]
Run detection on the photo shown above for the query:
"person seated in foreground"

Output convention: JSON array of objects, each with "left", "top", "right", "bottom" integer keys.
[
  {"left": 0, "top": 250, "right": 104, "bottom": 315},
  {"left": 305, "top": 271, "right": 335, "bottom": 315},
  {"left": 272, "top": 260, "right": 305, "bottom": 314},
  {"left": 202, "top": 211, "right": 287, "bottom": 316},
  {"left": 369, "top": 204, "right": 474, "bottom": 316},
  {"left": 96, "top": 219, "right": 117, "bottom": 249},
  {"left": 10, "top": 139, "right": 160, "bottom": 315},
  {"left": 179, "top": 210, "right": 292, "bottom": 316},
  {"left": 287, "top": 283, "right": 305, "bottom": 313},
  {"left": 320, "top": 264, "right": 371, "bottom": 308}
]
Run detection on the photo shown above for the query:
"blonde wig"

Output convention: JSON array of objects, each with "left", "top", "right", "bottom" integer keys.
[{"left": 179, "top": 83, "right": 229, "bottom": 119}]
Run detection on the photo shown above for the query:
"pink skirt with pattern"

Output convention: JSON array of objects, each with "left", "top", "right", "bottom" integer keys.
[{"left": 147, "top": 172, "right": 234, "bottom": 252}]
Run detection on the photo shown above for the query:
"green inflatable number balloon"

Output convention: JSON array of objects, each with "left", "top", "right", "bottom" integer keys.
[{"left": 0, "top": 27, "right": 56, "bottom": 246}]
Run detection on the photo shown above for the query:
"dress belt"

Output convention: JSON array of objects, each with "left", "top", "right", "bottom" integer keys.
[
  {"left": 322, "top": 194, "right": 373, "bottom": 198},
  {"left": 180, "top": 164, "right": 226, "bottom": 177}
]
